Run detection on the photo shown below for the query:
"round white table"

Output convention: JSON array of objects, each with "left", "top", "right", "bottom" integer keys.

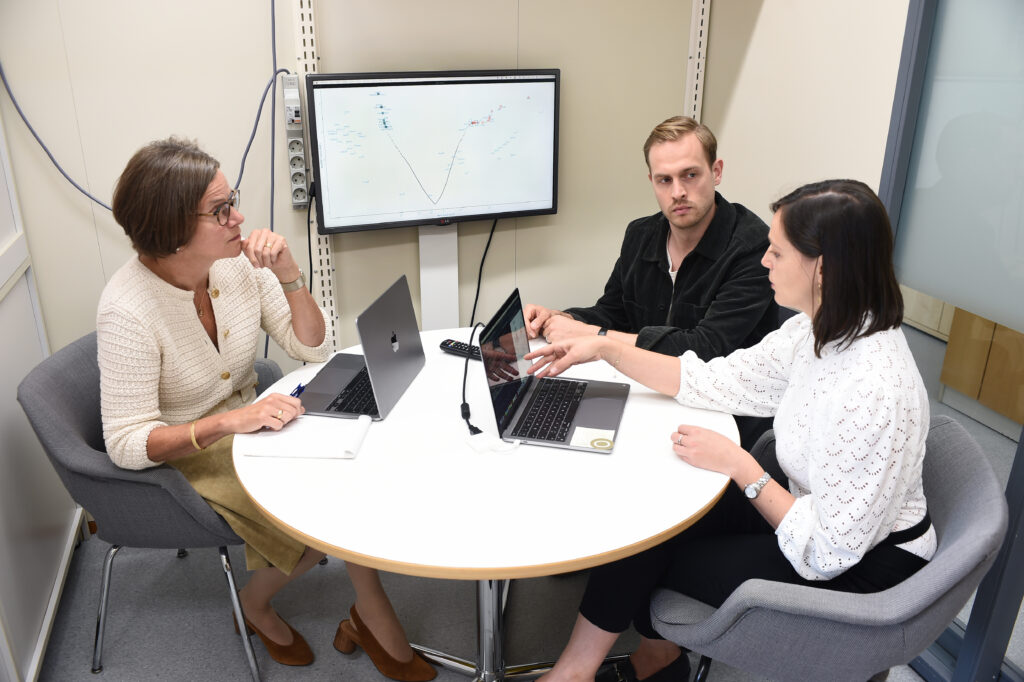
[{"left": 234, "top": 328, "right": 736, "bottom": 681}]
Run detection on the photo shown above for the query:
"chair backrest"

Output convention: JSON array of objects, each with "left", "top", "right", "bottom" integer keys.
[
  {"left": 649, "top": 414, "right": 1009, "bottom": 680},
  {"left": 16, "top": 332, "right": 240, "bottom": 548},
  {"left": 907, "top": 414, "right": 1008, "bottom": 619}
]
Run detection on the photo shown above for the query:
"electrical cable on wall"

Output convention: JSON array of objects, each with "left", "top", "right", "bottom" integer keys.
[
  {"left": 4, "top": 56, "right": 292, "bottom": 223},
  {"left": 306, "top": 182, "right": 316, "bottom": 293},
  {"left": 0, "top": 58, "right": 111, "bottom": 212},
  {"left": 235, "top": 67, "right": 290, "bottom": 192}
]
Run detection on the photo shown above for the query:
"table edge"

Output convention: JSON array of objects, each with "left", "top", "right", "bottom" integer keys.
[{"left": 236, "top": 470, "right": 731, "bottom": 580}]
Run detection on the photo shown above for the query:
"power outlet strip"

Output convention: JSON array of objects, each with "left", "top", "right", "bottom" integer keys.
[{"left": 282, "top": 74, "right": 309, "bottom": 208}]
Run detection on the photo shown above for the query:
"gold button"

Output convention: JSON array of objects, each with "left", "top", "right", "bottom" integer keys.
[
  {"left": 223, "top": 329, "right": 230, "bottom": 338},
  {"left": 210, "top": 288, "right": 220, "bottom": 299},
  {"left": 221, "top": 371, "right": 230, "bottom": 380}
]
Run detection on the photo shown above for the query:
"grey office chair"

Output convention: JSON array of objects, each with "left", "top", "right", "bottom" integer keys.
[
  {"left": 650, "top": 414, "right": 1009, "bottom": 682},
  {"left": 16, "top": 332, "right": 284, "bottom": 681}
]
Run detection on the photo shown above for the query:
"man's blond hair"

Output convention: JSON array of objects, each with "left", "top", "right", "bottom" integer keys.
[{"left": 643, "top": 116, "right": 717, "bottom": 169}]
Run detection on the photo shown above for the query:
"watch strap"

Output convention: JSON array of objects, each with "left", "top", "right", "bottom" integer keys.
[
  {"left": 280, "top": 271, "right": 305, "bottom": 293},
  {"left": 745, "top": 471, "right": 771, "bottom": 499},
  {"left": 597, "top": 327, "right": 608, "bottom": 336}
]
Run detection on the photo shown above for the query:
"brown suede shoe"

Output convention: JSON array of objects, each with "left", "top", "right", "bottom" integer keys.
[
  {"left": 233, "top": 612, "right": 314, "bottom": 666},
  {"left": 333, "top": 605, "right": 436, "bottom": 681}
]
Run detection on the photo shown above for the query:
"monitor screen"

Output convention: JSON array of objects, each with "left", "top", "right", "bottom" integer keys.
[{"left": 305, "top": 69, "right": 559, "bottom": 234}]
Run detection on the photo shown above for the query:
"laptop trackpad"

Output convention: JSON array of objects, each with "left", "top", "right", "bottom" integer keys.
[
  {"left": 303, "top": 354, "right": 365, "bottom": 405},
  {"left": 574, "top": 384, "right": 628, "bottom": 429}
]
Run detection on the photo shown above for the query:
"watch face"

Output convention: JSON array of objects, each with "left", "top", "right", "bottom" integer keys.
[{"left": 745, "top": 485, "right": 757, "bottom": 499}]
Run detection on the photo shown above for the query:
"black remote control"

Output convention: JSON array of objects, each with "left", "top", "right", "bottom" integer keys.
[{"left": 440, "top": 339, "right": 482, "bottom": 360}]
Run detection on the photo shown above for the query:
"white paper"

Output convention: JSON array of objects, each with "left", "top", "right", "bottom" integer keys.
[{"left": 242, "top": 414, "right": 372, "bottom": 459}]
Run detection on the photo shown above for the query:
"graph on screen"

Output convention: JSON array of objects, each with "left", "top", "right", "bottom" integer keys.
[{"left": 307, "top": 71, "right": 559, "bottom": 233}]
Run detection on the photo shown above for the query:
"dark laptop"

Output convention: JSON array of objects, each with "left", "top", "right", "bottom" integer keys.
[
  {"left": 301, "top": 275, "right": 424, "bottom": 421},
  {"left": 478, "top": 289, "right": 630, "bottom": 453}
]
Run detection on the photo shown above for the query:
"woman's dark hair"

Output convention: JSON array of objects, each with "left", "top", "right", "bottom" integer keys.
[
  {"left": 770, "top": 179, "right": 903, "bottom": 356},
  {"left": 112, "top": 137, "right": 219, "bottom": 258}
]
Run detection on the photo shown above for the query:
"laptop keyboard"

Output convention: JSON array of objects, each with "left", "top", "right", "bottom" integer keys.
[
  {"left": 510, "top": 378, "right": 586, "bottom": 442},
  {"left": 326, "top": 366, "right": 379, "bottom": 417}
]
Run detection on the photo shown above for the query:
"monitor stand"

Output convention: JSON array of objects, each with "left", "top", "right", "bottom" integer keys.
[{"left": 418, "top": 224, "right": 460, "bottom": 330}]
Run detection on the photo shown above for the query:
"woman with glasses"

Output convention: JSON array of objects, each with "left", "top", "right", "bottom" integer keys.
[
  {"left": 526, "top": 180, "right": 934, "bottom": 682},
  {"left": 97, "top": 137, "right": 435, "bottom": 680}
]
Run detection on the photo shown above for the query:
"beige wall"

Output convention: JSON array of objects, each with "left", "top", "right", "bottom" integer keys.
[
  {"left": 314, "top": 0, "right": 689, "bottom": 347},
  {"left": 1, "top": 0, "right": 912, "bottom": 368},
  {"left": 0, "top": 0, "right": 298, "bottom": 353},
  {"left": 0, "top": 0, "right": 688, "bottom": 369},
  {"left": 703, "top": 0, "right": 910, "bottom": 221}
]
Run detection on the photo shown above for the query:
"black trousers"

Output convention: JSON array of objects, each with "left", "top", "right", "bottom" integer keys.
[{"left": 579, "top": 470, "right": 928, "bottom": 638}]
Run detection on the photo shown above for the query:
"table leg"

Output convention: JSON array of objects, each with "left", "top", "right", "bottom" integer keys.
[
  {"left": 412, "top": 578, "right": 626, "bottom": 681},
  {"left": 476, "top": 579, "right": 506, "bottom": 681}
]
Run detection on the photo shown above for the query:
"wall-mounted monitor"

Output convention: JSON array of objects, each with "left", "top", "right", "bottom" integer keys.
[{"left": 305, "top": 69, "right": 559, "bottom": 234}]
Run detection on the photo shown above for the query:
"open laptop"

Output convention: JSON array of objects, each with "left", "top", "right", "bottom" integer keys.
[
  {"left": 300, "top": 275, "right": 424, "bottom": 421},
  {"left": 478, "top": 289, "right": 630, "bottom": 453}
]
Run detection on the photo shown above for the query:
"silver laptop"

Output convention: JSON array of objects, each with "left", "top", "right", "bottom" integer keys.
[
  {"left": 301, "top": 275, "right": 424, "bottom": 421},
  {"left": 478, "top": 289, "right": 630, "bottom": 453}
]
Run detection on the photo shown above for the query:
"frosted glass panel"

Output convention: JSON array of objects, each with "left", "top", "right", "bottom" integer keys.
[{"left": 893, "top": 0, "right": 1024, "bottom": 335}]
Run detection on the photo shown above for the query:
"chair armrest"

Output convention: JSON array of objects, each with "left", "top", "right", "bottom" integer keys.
[{"left": 254, "top": 358, "right": 284, "bottom": 395}]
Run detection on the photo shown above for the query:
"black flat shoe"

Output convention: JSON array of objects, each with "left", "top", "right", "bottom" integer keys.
[{"left": 597, "top": 653, "right": 691, "bottom": 682}]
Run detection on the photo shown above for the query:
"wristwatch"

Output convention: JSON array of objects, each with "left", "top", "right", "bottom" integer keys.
[
  {"left": 280, "top": 270, "right": 305, "bottom": 293},
  {"left": 597, "top": 327, "right": 608, "bottom": 336},
  {"left": 744, "top": 471, "right": 771, "bottom": 499}
]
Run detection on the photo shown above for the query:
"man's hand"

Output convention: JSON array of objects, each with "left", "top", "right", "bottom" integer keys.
[
  {"left": 523, "top": 303, "right": 568, "bottom": 339},
  {"left": 540, "top": 314, "right": 601, "bottom": 343}
]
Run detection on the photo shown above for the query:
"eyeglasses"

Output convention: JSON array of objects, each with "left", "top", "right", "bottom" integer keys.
[{"left": 196, "top": 189, "right": 240, "bottom": 226}]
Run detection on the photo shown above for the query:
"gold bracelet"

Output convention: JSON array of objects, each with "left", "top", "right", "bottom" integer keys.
[{"left": 189, "top": 420, "right": 202, "bottom": 451}]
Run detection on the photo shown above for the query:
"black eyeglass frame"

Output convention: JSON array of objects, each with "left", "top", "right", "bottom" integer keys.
[{"left": 196, "top": 189, "right": 240, "bottom": 226}]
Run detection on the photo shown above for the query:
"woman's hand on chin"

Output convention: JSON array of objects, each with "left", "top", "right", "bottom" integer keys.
[{"left": 242, "top": 228, "right": 300, "bottom": 283}]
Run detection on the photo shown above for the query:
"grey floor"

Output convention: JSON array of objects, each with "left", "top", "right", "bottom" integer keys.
[{"left": 39, "top": 325, "right": 1021, "bottom": 682}]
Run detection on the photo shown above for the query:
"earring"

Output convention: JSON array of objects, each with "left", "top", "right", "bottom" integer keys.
[{"left": 175, "top": 246, "right": 182, "bottom": 253}]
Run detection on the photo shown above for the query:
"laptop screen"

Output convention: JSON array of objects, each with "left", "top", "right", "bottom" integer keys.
[{"left": 478, "top": 289, "right": 535, "bottom": 432}]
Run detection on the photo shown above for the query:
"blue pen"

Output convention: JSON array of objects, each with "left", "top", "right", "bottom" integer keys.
[{"left": 290, "top": 383, "right": 305, "bottom": 397}]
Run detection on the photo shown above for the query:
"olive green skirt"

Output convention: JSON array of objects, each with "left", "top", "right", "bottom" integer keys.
[{"left": 170, "top": 433, "right": 306, "bottom": 574}]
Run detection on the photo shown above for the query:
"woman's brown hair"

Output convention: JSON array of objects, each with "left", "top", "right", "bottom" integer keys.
[{"left": 112, "top": 137, "right": 219, "bottom": 258}]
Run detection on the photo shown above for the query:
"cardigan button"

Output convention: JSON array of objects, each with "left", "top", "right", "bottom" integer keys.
[
  {"left": 210, "top": 288, "right": 220, "bottom": 299},
  {"left": 221, "top": 371, "right": 231, "bottom": 380}
]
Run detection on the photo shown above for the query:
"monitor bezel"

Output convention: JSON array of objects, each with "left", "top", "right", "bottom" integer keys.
[{"left": 305, "top": 68, "right": 560, "bottom": 235}]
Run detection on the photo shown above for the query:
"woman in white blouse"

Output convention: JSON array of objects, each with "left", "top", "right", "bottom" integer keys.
[
  {"left": 527, "top": 179, "right": 934, "bottom": 682},
  {"left": 98, "top": 138, "right": 435, "bottom": 680}
]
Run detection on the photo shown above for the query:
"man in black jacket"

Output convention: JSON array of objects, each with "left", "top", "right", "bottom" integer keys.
[
  {"left": 525, "top": 116, "right": 778, "bottom": 361},
  {"left": 524, "top": 117, "right": 779, "bottom": 448}
]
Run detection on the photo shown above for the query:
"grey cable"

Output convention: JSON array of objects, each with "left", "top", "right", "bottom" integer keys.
[
  {"left": 0, "top": 58, "right": 112, "bottom": 211},
  {"left": 235, "top": 66, "right": 290, "bottom": 192}
]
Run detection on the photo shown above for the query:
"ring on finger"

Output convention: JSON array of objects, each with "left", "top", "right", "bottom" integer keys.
[
  {"left": 275, "top": 408, "right": 284, "bottom": 420},
  {"left": 675, "top": 434, "right": 683, "bottom": 446},
  {"left": 262, "top": 243, "right": 271, "bottom": 250}
]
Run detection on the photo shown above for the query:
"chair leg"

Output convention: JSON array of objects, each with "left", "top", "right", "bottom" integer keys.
[
  {"left": 693, "top": 655, "right": 712, "bottom": 682},
  {"left": 92, "top": 544, "right": 121, "bottom": 674},
  {"left": 219, "top": 547, "right": 260, "bottom": 682}
]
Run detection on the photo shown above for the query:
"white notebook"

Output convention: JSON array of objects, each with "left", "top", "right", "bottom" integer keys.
[{"left": 242, "top": 414, "right": 372, "bottom": 459}]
